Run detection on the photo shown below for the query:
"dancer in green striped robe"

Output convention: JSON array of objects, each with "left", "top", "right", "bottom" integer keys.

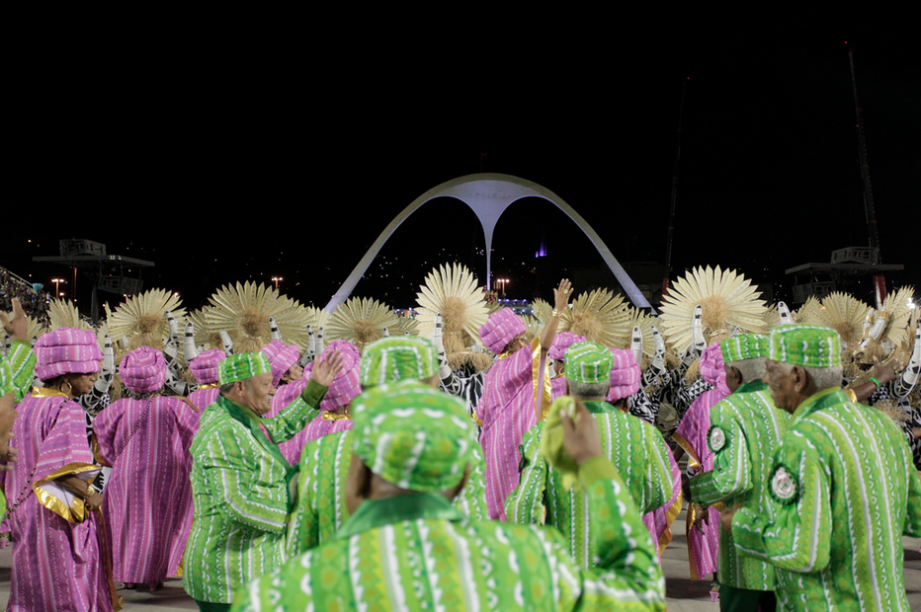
[
  {"left": 232, "top": 381, "right": 665, "bottom": 611},
  {"left": 183, "top": 351, "right": 343, "bottom": 611},
  {"left": 689, "top": 334, "right": 789, "bottom": 611},
  {"left": 726, "top": 324, "right": 921, "bottom": 611},
  {"left": 506, "top": 341, "right": 673, "bottom": 569},
  {"left": 287, "top": 336, "right": 488, "bottom": 558}
]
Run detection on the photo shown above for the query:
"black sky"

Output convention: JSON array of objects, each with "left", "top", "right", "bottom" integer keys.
[{"left": 6, "top": 16, "right": 919, "bottom": 314}]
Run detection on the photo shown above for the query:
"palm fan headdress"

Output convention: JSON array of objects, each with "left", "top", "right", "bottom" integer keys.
[
  {"left": 761, "top": 303, "right": 780, "bottom": 333},
  {"left": 560, "top": 288, "right": 630, "bottom": 348},
  {"left": 393, "top": 315, "right": 420, "bottom": 337},
  {"left": 796, "top": 292, "right": 870, "bottom": 360},
  {"left": 49, "top": 298, "right": 93, "bottom": 332},
  {"left": 202, "top": 282, "right": 311, "bottom": 354},
  {"left": 186, "top": 308, "right": 220, "bottom": 352},
  {"left": 303, "top": 306, "right": 331, "bottom": 334},
  {"left": 106, "top": 289, "right": 186, "bottom": 350},
  {"left": 859, "top": 286, "right": 915, "bottom": 364},
  {"left": 794, "top": 296, "right": 822, "bottom": 324},
  {"left": 326, "top": 296, "right": 401, "bottom": 353},
  {"left": 659, "top": 266, "right": 767, "bottom": 354},
  {"left": 415, "top": 263, "right": 489, "bottom": 347}
]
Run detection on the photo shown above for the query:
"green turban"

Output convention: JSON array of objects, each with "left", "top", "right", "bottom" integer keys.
[
  {"left": 769, "top": 324, "right": 841, "bottom": 368},
  {"left": 218, "top": 352, "right": 273, "bottom": 385},
  {"left": 352, "top": 381, "right": 474, "bottom": 492},
  {"left": 564, "top": 341, "right": 613, "bottom": 384},
  {"left": 359, "top": 336, "right": 438, "bottom": 387},
  {"left": 721, "top": 334, "right": 768, "bottom": 363}
]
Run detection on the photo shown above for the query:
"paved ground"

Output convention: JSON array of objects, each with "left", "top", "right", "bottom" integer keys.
[{"left": 2, "top": 504, "right": 920, "bottom": 611}]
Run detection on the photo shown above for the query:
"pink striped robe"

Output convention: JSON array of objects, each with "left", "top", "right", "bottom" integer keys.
[
  {"left": 93, "top": 395, "right": 199, "bottom": 587},
  {"left": 187, "top": 386, "right": 220, "bottom": 419},
  {"left": 673, "top": 384, "right": 730, "bottom": 579},
  {"left": 299, "top": 412, "right": 353, "bottom": 447},
  {"left": 642, "top": 444, "right": 683, "bottom": 561},
  {"left": 2, "top": 394, "right": 114, "bottom": 611},
  {"left": 264, "top": 379, "right": 311, "bottom": 465},
  {"left": 477, "top": 339, "right": 550, "bottom": 520}
]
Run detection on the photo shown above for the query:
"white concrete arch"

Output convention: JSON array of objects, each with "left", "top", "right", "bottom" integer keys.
[{"left": 326, "top": 173, "right": 651, "bottom": 311}]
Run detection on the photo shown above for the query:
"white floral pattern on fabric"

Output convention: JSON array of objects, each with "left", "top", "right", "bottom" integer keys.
[
  {"left": 770, "top": 465, "right": 798, "bottom": 504},
  {"left": 707, "top": 426, "right": 727, "bottom": 453}
]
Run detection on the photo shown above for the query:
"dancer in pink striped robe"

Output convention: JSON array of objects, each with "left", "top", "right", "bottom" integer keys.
[
  {"left": 260, "top": 340, "right": 312, "bottom": 464},
  {"left": 297, "top": 340, "right": 361, "bottom": 447},
  {"left": 4, "top": 327, "right": 116, "bottom": 612},
  {"left": 672, "top": 341, "right": 730, "bottom": 580},
  {"left": 93, "top": 346, "right": 199, "bottom": 591},
  {"left": 477, "top": 279, "right": 570, "bottom": 520},
  {"left": 186, "top": 348, "right": 226, "bottom": 416}
]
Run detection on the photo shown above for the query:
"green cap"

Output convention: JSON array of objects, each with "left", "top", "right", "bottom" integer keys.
[
  {"left": 769, "top": 324, "right": 841, "bottom": 368},
  {"left": 721, "top": 334, "right": 768, "bottom": 363},
  {"left": 218, "top": 352, "right": 272, "bottom": 385},
  {"left": 352, "top": 381, "right": 474, "bottom": 492},
  {"left": 0, "top": 355, "right": 13, "bottom": 398},
  {"left": 564, "top": 341, "right": 614, "bottom": 384},
  {"left": 359, "top": 336, "right": 439, "bottom": 387}
]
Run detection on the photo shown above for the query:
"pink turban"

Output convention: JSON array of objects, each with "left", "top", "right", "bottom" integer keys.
[
  {"left": 479, "top": 308, "right": 527, "bottom": 355},
  {"left": 260, "top": 340, "right": 301, "bottom": 387},
  {"left": 35, "top": 327, "right": 103, "bottom": 382},
  {"left": 549, "top": 332, "right": 587, "bottom": 362},
  {"left": 605, "top": 348, "right": 641, "bottom": 403},
  {"left": 318, "top": 340, "right": 362, "bottom": 411},
  {"left": 189, "top": 348, "right": 225, "bottom": 385},
  {"left": 120, "top": 346, "right": 167, "bottom": 393}
]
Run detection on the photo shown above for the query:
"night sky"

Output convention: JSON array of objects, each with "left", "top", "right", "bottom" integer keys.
[{"left": 6, "top": 17, "right": 918, "bottom": 315}]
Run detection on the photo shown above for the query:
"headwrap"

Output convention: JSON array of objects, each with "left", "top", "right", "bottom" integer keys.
[
  {"left": 218, "top": 352, "right": 273, "bottom": 386},
  {"left": 260, "top": 340, "right": 301, "bottom": 387},
  {"left": 721, "top": 333, "right": 768, "bottom": 363},
  {"left": 189, "top": 348, "right": 226, "bottom": 385},
  {"left": 549, "top": 332, "right": 587, "bottom": 362},
  {"left": 605, "top": 347, "right": 641, "bottom": 403},
  {"left": 0, "top": 355, "right": 13, "bottom": 398},
  {"left": 479, "top": 308, "right": 526, "bottom": 355},
  {"left": 699, "top": 342, "right": 728, "bottom": 390},
  {"left": 352, "top": 380, "right": 474, "bottom": 491},
  {"left": 564, "top": 341, "right": 613, "bottom": 384},
  {"left": 34, "top": 327, "right": 103, "bottom": 382},
  {"left": 318, "top": 340, "right": 362, "bottom": 411},
  {"left": 359, "top": 336, "right": 438, "bottom": 387},
  {"left": 769, "top": 324, "right": 841, "bottom": 368},
  {"left": 119, "top": 346, "right": 167, "bottom": 393}
]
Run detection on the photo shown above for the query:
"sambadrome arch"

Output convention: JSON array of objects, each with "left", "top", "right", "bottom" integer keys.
[{"left": 326, "top": 173, "right": 651, "bottom": 311}]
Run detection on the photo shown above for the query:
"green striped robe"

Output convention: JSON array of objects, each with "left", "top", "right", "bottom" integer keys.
[
  {"left": 183, "top": 383, "right": 325, "bottom": 604},
  {"left": 505, "top": 401, "right": 672, "bottom": 569},
  {"left": 232, "top": 457, "right": 666, "bottom": 612},
  {"left": 690, "top": 380, "right": 789, "bottom": 591},
  {"left": 287, "top": 427, "right": 490, "bottom": 557},
  {"left": 733, "top": 387, "right": 921, "bottom": 611}
]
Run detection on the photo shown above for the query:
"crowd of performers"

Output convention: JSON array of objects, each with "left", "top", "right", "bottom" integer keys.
[{"left": 0, "top": 262, "right": 919, "bottom": 611}]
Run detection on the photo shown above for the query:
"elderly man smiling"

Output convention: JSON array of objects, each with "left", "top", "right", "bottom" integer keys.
[
  {"left": 183, "top": 350, "right": 343, "bottom": 612},
  {"left": 723, "top": 324, "right": 921, "bottom": 612}
]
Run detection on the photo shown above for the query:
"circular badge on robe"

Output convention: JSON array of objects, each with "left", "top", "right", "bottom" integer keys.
[
  {"left": 707, "top": 426, "right": 727, "bottom": 453},
  {"left": 770, "top": 466, "right": 798, "bottom": 504}
]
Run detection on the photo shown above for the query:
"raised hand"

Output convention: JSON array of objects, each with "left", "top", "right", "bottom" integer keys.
[
  {"left": 382, "top": 327, "right": 390, "bottom": 338},
  {"left": 312, "top": 349, "right": 344, "bottom": 387},
  {"left": 559, "top": 397, "right": 604, "bottom": 466},
  {"left": 553, "top": 278, "right": 573, "bottom": 313},
  {"left": 269, "top": 317, "right": 282, "bottom": 341},
  {"left": 0, "top": 298, "right": 28, "bottom": 342},
  {"left": 316, "top": 326, "right": 325, "bottom": 354},
  {"left": 184, "top": 322, "right": 200, "bottom": 362},
  {"left": 98, "top": 335, "right": 115, "bottom": 392},
  {"left": 164, "top": 311, "right": 180, "bottom": 360},
  {"left": 651, "top": 326, "right": 666, "bottom": 373}
]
